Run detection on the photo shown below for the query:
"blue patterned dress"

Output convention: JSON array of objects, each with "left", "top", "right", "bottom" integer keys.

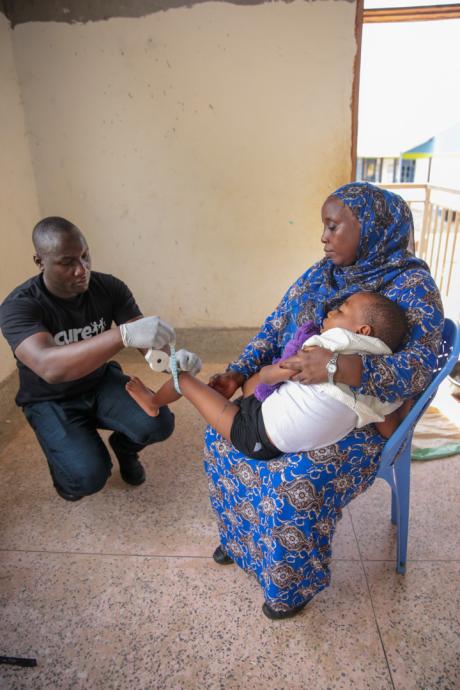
[{"left": 204, "top": 183, "right": 444, "bottom": 613}]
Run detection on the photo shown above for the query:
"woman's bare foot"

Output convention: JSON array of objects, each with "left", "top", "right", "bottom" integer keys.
[{"left": 126, "top": 376, "right": 159, "bottom": 417}]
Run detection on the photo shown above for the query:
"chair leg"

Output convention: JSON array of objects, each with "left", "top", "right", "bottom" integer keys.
[
  {"left": 391, "top": 489, "right": 397, "bottom": 525},
  {"left": 393, "top": 445, "right": 411, "bottom": 574}
]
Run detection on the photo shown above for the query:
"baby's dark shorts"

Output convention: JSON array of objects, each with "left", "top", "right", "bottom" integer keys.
[{"left": 230, "top": 395, "right": 282, "bottom": 460}]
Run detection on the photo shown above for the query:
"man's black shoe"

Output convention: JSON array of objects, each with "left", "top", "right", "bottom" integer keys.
[
  {"left": 213, "top": 545, "right": 234, "bottom": 565},
  {"left": 54, "top": 484, "right": 82, "bottom": 502},
  {"left": 108, "top": 433, "right": 146, "bottom": 486},
  {"left": 262, "top": 598, "right": 311, "bottom": 621}
]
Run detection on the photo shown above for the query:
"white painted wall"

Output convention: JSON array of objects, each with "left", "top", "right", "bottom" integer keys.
[
  {"left": 381, "top": 158, "right": 396, "bottom": 184},
  {"left": 0, "top": 14, "right": 41, "bottom": 383},
  {"left": 11, "top": 1, "right": 357, "bottom": 329},
  {"left": 430, "top": 154, "right": 460, "bottom": 189},
  {"left": 414, "top": 158, "right": 430, "bottom": 184}
]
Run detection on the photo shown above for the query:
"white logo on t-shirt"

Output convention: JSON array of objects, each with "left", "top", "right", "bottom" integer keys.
[{"left": 54, "top": 317, "right": 107, "bottom": 345}]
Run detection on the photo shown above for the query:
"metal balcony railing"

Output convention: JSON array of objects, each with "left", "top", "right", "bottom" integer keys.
[{"left": 380, "top": 184, "right": 460, "bottom": 311}]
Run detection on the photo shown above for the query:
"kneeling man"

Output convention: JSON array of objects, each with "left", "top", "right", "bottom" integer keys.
[{"left": 0, "top": 217, "right": 198, "bottom": 501}]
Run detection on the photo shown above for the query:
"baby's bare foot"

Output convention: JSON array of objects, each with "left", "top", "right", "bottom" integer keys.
[{"left": 126, "top": 376, "right": 159, "bottom": 417}]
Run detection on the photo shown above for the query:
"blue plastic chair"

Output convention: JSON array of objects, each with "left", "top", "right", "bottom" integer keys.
[{"left": 376, "top": 318, "right": 460, "bottom": 574}]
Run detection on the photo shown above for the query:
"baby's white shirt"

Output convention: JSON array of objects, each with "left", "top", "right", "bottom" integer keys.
[{"left": 261, "top": 327, "right": 401, "bottom": 453}]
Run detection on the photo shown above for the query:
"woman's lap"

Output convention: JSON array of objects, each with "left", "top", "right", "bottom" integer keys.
[{"left": 204, "top": 425, "right": 385, "bottom": 610}]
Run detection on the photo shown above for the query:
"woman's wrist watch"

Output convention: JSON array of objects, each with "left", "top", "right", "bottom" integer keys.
[{"left": 326, "top": 352, "right": 339, "bottom": 384}]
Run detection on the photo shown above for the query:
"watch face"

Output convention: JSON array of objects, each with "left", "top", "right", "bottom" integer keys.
[{"left": 327, "top": 361, "right": 337, "bottom": 374}]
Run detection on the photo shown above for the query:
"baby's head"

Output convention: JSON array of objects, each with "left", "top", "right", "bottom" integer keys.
[{"left": 322, "top": 292, "right": 408, "bottom": 352}]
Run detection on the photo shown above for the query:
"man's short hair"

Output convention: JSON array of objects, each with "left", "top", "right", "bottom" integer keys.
[
  {"left": 32, "top": 217, "right": 80, "bottom": 253},
  {"left": 360, "top": 293, "right": 408, "bottom": 352}
]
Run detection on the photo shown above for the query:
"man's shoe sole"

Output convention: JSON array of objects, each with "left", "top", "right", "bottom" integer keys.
[{"left": 120, "top": 469, "right": 146, "bottom": 486}]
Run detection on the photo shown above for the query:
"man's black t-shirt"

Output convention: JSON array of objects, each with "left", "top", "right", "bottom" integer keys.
[{"left": 0, "top": 272, "right": 142, "bottom": 406}]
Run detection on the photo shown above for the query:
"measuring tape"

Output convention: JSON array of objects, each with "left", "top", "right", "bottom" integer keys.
[
  {"left": 168, "top": 343, "right": 182, "bottom": 394},
  {"left": 145, "top": 345, "right": 181, "bottom": 394}
]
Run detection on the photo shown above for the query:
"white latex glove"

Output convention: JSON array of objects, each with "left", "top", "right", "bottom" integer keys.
[
  {"left": 119, "top": 316, "right": 175, "bottom": 349},
  {"left": 168, "top": 348, "right": 202, "bottom": 376}
]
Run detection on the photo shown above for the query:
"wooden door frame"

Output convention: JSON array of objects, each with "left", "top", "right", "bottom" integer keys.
[{"left": 350, "top": 2, "right": 460, "bottom": 179}]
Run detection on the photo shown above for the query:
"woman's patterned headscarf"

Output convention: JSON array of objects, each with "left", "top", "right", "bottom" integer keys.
[{"left": 312, "top": 182, "right": 430, "bottom": 322}]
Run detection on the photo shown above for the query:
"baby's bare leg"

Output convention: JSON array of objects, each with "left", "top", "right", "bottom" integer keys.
[
  {"left": 127, "top": 373, "right": 241, "bottom": 440},
  {"left": 126, "top": 376, "right": 181, "bottom": 417},
  {"left": 126, "top": 377, "right": 159, "bottom": 416},
  {"left": 178, "top": 372, "right": 240, "bottom": 441},
  {"left": 152, "top": 378, "right": 182, "bottom": 407}
]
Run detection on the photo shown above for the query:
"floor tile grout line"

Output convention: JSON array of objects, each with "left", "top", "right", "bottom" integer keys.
[
  {"left": 0, "top": 548, "right": 366, "bottom": 563},
  {"left": 348, "top": 508, "right": 397, "bottom": 690},
  {"left": 338, "top": 557, "right": 460, "bottom": 563},
  {"left": 0, "top": 549, "right": 387, "bottom": 563},
  {"left": 0, "top": 548, "right": 215, "bottom": 559},
  {"left": 1, "top": 546, "right": 459, "bottom": 563}
]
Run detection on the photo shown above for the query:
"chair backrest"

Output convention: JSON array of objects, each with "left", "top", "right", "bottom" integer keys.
[{"left": 381, "top": 318, "right": 460, "bottom": 464}]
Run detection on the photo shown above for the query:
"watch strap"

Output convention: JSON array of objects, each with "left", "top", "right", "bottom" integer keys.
[{"left": 326, "top": 352, "right": 339, "bottom": 385}]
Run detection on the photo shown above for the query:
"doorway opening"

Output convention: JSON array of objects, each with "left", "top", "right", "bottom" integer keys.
[{"left": 354, "top": 0, "right": 460, "bottom": 311}]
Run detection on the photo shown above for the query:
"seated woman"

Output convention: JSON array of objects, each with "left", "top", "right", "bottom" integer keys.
[{"left": 202, "top": 182, "right": 443, "bottom": 620}]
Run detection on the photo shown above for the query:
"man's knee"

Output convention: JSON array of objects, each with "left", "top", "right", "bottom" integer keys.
[
  {"left": 78, "top": 466, "right": 111, "bottom": 496},
  {"left": 52, "top": 461, "right": 111, "bottom": 498},
  {"left": 137, "top": 407, "right": 175, "bottom": 446},
  {"left": 45, "top": 441, "right": 113, "bottom": 498}
]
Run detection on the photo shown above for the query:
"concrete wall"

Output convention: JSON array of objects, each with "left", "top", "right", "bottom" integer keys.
[
  {"left": 0, "top": 14, "right": 41, "bottom": 383},
  {"left": 10, "top": 0, "right": 357, "bottom": 329}
]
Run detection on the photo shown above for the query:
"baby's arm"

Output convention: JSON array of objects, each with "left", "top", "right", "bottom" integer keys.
[
  {"left": 243, "top": 364, "right": 296, "bottom": 397},
  {"left": 258, "top": 361, "right": 298, "bottom": 386},
  {"left": 242, "top": 372, "right": 262, "bottom": 397}
]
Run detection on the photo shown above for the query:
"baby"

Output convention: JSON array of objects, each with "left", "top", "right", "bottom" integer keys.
[{"left": 126, "top": 292, "right": 408, "bottom": 459}]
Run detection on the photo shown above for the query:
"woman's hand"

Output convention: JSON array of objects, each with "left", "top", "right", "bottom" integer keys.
[
  {"left": 208, "top": 371, "right": 245, "bottom": 399},
  {"left": 279, "top": 346, "right": 331, "bottom": 384},
  {"left": 280, "top": 347, "right": 364, "bottom": 386}
]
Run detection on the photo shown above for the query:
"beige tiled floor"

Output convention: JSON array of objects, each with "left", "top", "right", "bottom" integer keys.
[{"left": 1, "top": 356, "right": 459, "bottom": 690}]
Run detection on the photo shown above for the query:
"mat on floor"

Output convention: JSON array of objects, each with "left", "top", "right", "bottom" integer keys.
[{"left": 412, "top": 405, "right": 460, "bottom": 460}]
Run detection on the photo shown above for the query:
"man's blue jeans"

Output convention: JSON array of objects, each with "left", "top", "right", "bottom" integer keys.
[{"left": 23, "top": 361, "right": 175, "bottom": 497}]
